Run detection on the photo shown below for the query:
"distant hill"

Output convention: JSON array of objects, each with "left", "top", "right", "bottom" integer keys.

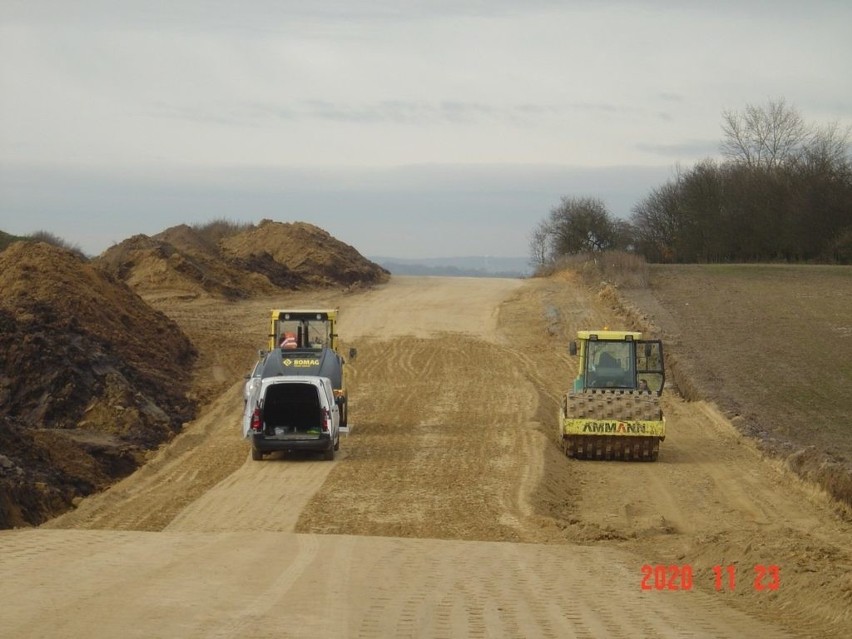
[{"left": 374, "top": 256, "right": 532, "bottom": 278}]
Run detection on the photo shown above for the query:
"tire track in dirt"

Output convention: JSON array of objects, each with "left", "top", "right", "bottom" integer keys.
[
  {"left": 204, "top": 533, "right": 322, "bottom": 638},
  {"left": 482, "top": 275, "right": 852, "bottom": 637},
  {"left": 296, "top": 330, "right": 553, "bottom": 542},
  {"left": 344, "top": 536, "right": 794, "bottom": 639},
  {"left": 1, "top": 528, "right": 796, "bottom": 638},
  {"left": 165, "top": 454, "right": 337, "bottom": 532},
  {"left": 338, "top": 276, "right": 526, "bottom": 342},
  {"left": 8, "top": 275, "right": 848, "bottom": 638}
]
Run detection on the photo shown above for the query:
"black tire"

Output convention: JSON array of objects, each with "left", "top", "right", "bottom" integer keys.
[
  {"left": 251, "top": 447, "right": 263, "bottom": 461},
  {"left": 333, "top": 433, "right": 340, "bottom": 451},
  {"left": 324, "top": 446, "right": 334, "bottom": 461}
]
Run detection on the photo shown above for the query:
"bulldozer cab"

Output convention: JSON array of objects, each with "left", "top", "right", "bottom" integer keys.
[
  {"left": 571, "top": 330, "right": 664, "bottom": 393},
  {"left": 269, "top": 310, "right": 338, "bottom": 352}
]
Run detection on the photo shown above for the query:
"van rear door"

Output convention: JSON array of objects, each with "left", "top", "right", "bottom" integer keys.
[{"left": 319, "top": 377, "right": 339, "bottom": 432}]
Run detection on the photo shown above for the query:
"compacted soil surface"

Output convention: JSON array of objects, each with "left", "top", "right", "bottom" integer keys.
[{"left": 2, "top": 274, "right": 851, "bottom": 638}]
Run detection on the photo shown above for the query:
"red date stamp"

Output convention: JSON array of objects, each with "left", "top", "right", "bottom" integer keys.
[
  {"left": 640, "top": 564, "right": 780, "bottom": 591},
  {"left": 640, "top": 564, "right": 694, "bottom": 591}
]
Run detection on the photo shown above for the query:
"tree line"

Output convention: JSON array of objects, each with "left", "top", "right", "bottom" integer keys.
[{"left": 531, "top": 99, "right": 852, "bottom": 265}]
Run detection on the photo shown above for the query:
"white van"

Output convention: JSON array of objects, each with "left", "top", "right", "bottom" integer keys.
[{"left": 243, "top": 376, "right": 340, "bottom": 461}]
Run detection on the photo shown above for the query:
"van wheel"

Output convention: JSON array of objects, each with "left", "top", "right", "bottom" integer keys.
[
  {"left": 334, "top": 434, "right": 340, "bottom": 451},
  {"left": 324, "top": 446, "right": 334, "bottom": 461},
  {"left": 251, "top": 447, "right": 263, "bottom": 461}
]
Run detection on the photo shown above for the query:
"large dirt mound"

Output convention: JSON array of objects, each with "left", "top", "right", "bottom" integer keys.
[
  {"left": 221, "top": 220, "right": 389, "bottom": 287},
  {"left": 97, "top": 220, "right": 389, "bottom": 299},
  {"left": 0, "top": 242, "right": 197, "bottom": 528}
]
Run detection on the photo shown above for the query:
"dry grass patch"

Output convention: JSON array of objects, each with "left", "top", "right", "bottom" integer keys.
[
  {"left": 631, "top": 264, "right": 852, "bottom": 509},
  {"left": 536, "top": 251, "right": 650, "bottom": 289}
]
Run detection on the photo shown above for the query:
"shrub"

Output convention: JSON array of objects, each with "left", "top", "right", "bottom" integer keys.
[
  {"left": 26, "top": 231, "right": 86, "bottom": 259},
  {"left": 192, "top": 218, "right": 255, "bottom": 244},
  {"left": 536, "top": 250, "right": 649, "bottom": 289}
]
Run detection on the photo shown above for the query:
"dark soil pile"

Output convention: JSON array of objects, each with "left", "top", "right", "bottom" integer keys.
[
  {"left": 97, "top": 220, "right": 389, "bottom": 299},
  {"left": 0, "top": 242, "right": 197, "bottom": 528}
]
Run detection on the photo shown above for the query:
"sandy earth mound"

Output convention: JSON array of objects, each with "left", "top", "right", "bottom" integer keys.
[
  {"left": 97, "top": 220, "right": 389, "bottom": 299},
  {"left": 1, "top": 220, "right": 388, "bottom": 528},
  {"left": 220, "top": 220, "right": 390, "bottom": 288},
  {"left": 0, "top": 242, "right": 197, "bottom": 528}
]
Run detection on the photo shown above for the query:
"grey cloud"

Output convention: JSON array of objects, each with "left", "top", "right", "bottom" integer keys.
[
  {"left": 636, "top": 140, "right": 721, "bottom": 159},
  {"left": 303, "top": 100, "right": 489, "bottom": 124},
  {"left": 0, "top": 1, "right": 575, "bottom": 27},
  {"left": 657, "top": 92, "right": 684, "bottom": 103},
  {"left": 0, "top": 1, "right": 576, "bottom": 35},
  {"left": 11, "top": 1, "right": 834, "bottom": 35},
  {"left": 149, "top": 99, "right": 653, "bottom": 128},
  {"left": 148, "top": 100, "right": 494, "bottom": 126},
  {"left": 294, "top": 100, "right": 650, "bottom": 125}
]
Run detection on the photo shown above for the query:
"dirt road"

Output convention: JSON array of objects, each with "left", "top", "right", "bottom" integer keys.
[{"left": 2, "top": 276, "right": 850, "bottom": 638}]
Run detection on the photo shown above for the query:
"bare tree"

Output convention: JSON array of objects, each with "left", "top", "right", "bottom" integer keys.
[
  {"left": 549, "top": 197, "right": 617, "bottom": 255},
  {"left": 631, "top": 181, "right": 682, "bottom": 262},
  {"left": 798, "top": 120, "right": 852, "bottom": 174},
  {"left": 528, "top": 221, "right": 553, "bottom": 267},
  {"left": 721, "top": 98, "right": 809, "bottom": 169},
  {"left": 630, "top": 99, "right": 852, "bottom": 264},
  {"left": 27, "top": 231, "right": 86, "bottom": 258}
]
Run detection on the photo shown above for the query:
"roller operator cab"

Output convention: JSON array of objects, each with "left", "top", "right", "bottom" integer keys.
[
  {"left": 268, "top": 309, "right": 340, "bottom": 353},
  {"left": 560, "top": 330, "right": 666, "bottom": 461}
]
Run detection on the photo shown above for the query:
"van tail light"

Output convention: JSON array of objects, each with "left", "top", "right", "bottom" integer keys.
[
  {"left": 321, "top": 408, "right": 330, "bottom": 433},
  {"left": 250, "top": 407, "right": 262, "bottom": 431}
]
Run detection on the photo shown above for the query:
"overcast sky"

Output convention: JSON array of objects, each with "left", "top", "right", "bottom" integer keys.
[{"left": 1, "top": 1, "right": 850, "bottom": 259}]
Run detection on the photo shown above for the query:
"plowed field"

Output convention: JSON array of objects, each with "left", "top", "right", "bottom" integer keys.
[{"left": 2, "top": 275, "right": 850, "bottom": 638}]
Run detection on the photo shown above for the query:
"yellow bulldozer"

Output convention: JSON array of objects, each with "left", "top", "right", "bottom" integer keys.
[{"left": 559, "top": 330, "right": 666, "bottom": 461}]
